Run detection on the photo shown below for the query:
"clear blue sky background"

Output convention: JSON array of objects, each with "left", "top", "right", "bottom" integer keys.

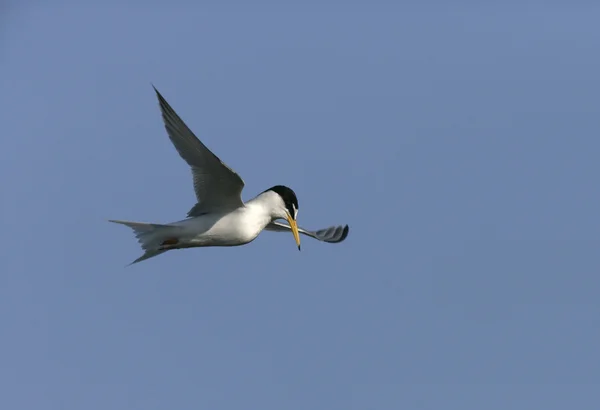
[{"left": 2, "top": 4, "right": 600, "bottom": 409}]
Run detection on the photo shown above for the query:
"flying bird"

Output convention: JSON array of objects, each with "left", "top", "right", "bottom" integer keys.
[{"left": 110, "top": 86, "right": 349, "bottom": 264}]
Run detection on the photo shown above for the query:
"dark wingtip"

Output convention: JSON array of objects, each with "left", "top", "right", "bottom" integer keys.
[
  {"left": 339, "top": 225, "right": 349, "bottom": 242},
  {"left": 151, "top": 85, "right": 172, "bottom": 117},
  {"left": 152, "top": 84, "right": 163, "bottom": 100}
]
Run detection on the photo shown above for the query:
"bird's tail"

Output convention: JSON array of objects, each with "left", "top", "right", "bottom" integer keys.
[{"left": 109, "top": 219, "right": 183, "bottom": 265}]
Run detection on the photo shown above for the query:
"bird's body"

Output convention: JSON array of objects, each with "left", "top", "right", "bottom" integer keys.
[{"left": 111, "top": 86, "right": 349, "bottom": 265}]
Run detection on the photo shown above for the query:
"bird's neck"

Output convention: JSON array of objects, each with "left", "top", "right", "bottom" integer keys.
[{"left": 244, "top": 191, "right": 280, "bottom": 224}]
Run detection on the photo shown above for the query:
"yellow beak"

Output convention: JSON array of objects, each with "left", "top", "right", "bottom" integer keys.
[{"left": 286, "top": 214, "right": 301, "bottom": 251}]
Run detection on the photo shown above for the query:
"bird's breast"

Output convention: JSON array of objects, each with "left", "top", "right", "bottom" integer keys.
[{"left": 176, "top": 207, "right": 270, "bottom": 246}]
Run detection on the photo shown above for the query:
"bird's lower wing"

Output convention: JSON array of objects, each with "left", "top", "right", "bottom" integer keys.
[{"left": 265, "top": 221, "right": 349, "bottom": 243}]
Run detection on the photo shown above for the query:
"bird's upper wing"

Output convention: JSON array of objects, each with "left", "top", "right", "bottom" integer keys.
[
  {"left": 265, "top": 221, "right": 349, "bottom": 243},
  {"left": 153, "top": 86, "right": 245, "bottom": 216}
]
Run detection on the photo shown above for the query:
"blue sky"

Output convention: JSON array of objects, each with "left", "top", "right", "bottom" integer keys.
[{"left": 2, "top": 4, "right": 600, "bottom": 409}]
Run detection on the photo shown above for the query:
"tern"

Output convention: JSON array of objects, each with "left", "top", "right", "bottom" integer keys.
[{"left": 110, "top": 86, "right": 349, "bottom": 264}]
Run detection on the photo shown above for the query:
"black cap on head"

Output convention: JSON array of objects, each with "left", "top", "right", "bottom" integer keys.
[{"left": 264, "top": 185, "right": 299, "bottom": 219}]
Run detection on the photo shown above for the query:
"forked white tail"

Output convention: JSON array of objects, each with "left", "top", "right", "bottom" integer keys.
[{"left": 109, "top": 220, "right": 181, "bottom": 265}]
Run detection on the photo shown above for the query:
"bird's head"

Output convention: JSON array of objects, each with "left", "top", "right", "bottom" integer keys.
[{"left": 263, "top": 185, "right": 301, "bottom": 250}]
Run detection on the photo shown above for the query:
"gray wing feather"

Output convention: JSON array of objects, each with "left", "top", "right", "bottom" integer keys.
[
  {"left": 153, "top": 86, "right": 245, "bottom": 216},
  {"left": 265, "top": 221, "right": 349, "bottom": 243}
]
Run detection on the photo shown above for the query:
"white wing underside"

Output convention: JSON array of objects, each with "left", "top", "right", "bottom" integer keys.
[
  {"left": 265, "top": 221, "right": 349, "bottom": 243},
  {"left": 153, "top": 86, "right": 245, "bottom": 217}
]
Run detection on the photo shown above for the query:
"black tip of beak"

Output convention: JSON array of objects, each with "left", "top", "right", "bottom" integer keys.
[{"left": 298, "top": 245, "right": 301, "bottom": 251}]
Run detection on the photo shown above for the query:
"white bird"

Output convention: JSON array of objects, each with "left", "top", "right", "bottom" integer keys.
[{"left": 110, "top": 86, "right": 349, "bottom": 265}]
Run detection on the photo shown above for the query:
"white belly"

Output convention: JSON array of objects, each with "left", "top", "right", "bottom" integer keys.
[{"left": 169, "top": 207, "right": 270, "bottom": 247}]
